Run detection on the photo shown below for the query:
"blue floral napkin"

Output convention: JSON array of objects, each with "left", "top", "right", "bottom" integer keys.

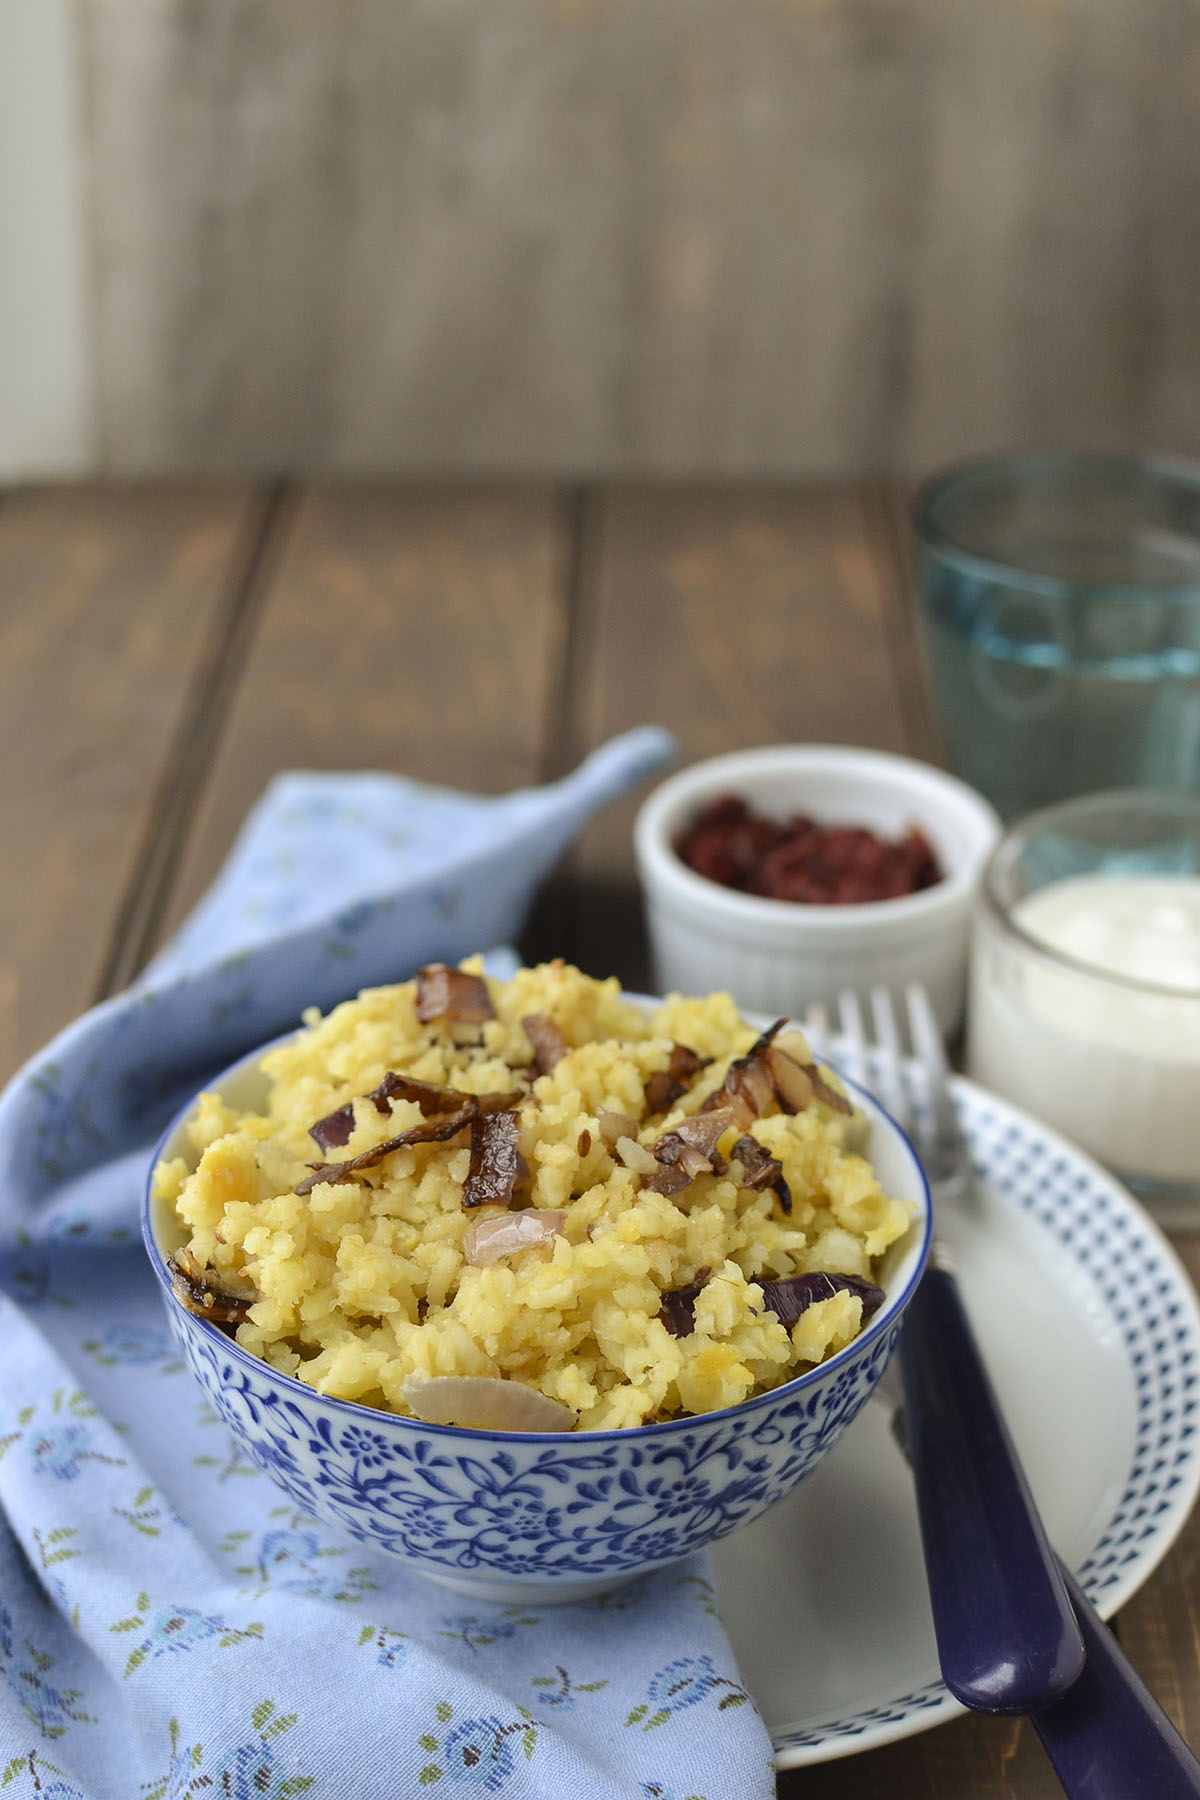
[{"left": 0, "top": 728, "right": 779, "bottom": 1800}]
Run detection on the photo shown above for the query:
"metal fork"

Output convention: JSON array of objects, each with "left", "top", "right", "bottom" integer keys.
[
  {"left": 807, "top": 982, "right": 1083, "bottom": 1715},
  {"left": 811, "top": 984, "right": 1200, "bottom": 1797}
]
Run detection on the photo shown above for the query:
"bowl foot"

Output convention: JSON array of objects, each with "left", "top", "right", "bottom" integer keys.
[{"left": 416, "top": 1565, "right": 650, "bottom": 1606}]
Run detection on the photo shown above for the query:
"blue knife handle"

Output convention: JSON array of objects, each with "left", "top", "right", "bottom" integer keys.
[
  {"left": 1031, "top": 1562, "right": 1200, "bottom": 1798},
  {"left": 897, "top": 1255, "right": 1085, "bottom": 1713}
]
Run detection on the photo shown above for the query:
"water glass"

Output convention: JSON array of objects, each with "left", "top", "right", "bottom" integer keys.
[{"left": 913, "top": 451, "right": 1200, "bottom": 821}]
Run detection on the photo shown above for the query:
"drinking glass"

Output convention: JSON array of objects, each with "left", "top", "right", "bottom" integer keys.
[
  {"left": 913, "top": 452, "right": 1200, "bottom": 821},
  {"left": 967, "top": 789, "right": 1200, "bottom": 1226}
]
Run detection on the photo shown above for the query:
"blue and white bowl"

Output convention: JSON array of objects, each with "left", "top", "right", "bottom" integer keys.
[{"left": 142, "top": 1030, "right": 931, "bottom": 1604}]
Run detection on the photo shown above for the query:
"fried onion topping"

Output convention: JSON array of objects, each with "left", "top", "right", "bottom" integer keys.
[{"left": 414, "top": 964, "right": 496, "bottom": 1024}]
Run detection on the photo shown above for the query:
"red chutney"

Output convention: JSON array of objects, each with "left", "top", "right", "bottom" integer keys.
[{"left": 676, "top": 795, "right": 944, "bottom": 905}]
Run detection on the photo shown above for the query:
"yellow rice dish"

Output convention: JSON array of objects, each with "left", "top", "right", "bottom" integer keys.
[{"left": 153, "top": 959, "right": 912, "bottom": 1433}]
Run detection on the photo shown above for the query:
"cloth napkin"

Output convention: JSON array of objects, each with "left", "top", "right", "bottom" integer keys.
[{"left": 0, "top": 727, "right": 779, "bottom": 1800}]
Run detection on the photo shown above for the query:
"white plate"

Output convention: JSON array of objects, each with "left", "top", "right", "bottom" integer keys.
[{"left": 712, "top": 1074, "right": 1200, "bottom": 1768}]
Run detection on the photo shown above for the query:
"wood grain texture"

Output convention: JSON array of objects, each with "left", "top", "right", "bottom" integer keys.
[
  {"left": 1108, "top": 1230, "right": 1200, "bottom": 1748},
  {"left": 151, "top": 481, "right": 568, "bottom": 952},
  {"left": 779, "top": 1710, "right": 1064, "bottom": 1800},
  {"left": 78, "top": 0, "right": 1200, "bottom": 479},
  {"left": 96, "top": 481, "right": 293, "bottom": 993},
  {"left": 561, "top": 481, "right": 915, "bottom": 983},
  {"left": 0, "top": 482, "right": 254, "bottom": 1077}
]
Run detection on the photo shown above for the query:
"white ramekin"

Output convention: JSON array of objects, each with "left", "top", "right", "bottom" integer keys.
[{"left": 634, "top": 745, "right": 1002, "bottom": 1036}]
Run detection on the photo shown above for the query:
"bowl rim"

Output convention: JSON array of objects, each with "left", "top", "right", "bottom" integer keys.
[
  {"left": 142, "top": 1017, "right": 932, "bottom": 1446},
  {"left": 977, "top": 784, "right": 1200, "bottom": 1001},
  {"left": 912, "top": 448, "right": 1200, "bottom": 599},
  {"left": 634, "top": 743, "right": 1001, "bottom": 932}
]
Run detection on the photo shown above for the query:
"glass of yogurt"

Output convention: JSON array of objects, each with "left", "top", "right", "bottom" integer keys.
[{"left": 968, "top": 789, "right": 1200, "bottom": 1227}]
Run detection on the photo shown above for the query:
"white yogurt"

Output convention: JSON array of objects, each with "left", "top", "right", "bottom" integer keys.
[{"left": 968, "top": 874, "right": 1200, "bottom": 1198}]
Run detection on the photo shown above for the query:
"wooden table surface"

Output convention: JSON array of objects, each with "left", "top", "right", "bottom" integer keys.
[{"left": 4, "top": 478, "right": 1199, "bottom": 1797}]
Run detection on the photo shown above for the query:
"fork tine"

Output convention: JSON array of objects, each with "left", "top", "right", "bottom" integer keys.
[
  {"left": 803, "top": 998, "right": 830, "bottom": 1059},
  {"left": 835, "top": 990, "right": 868, "bottom": 1087},
  {"left": 868, "top": 985, "right": 912, "bottom": 1137},
  {"left": 905, "top": 983, "right": 964, "bottom": 1153}
]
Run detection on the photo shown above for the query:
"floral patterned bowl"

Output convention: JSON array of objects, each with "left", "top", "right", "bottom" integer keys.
[{"left": 141, "top": 1035, "right": 930, "bottom": 1605}]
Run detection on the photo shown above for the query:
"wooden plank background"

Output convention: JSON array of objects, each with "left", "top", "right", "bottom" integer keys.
[
  {"left": 0, "top": 483, "right": 256, "bottom": 1073},
  {"left": 73, "top": 0, "right": 1200, "bottom": 479}
]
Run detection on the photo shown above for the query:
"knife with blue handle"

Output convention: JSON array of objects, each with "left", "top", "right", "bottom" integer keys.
[
  {"left": 898, "top": 1251, "right": 1200, "bottom": 1795},
  {"left": 1032, "top": 1562, "right": 1200, "bottom": 1798},
  {"left": 896, "top": 1247, "right": 1085, "bottom": 1712}
]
